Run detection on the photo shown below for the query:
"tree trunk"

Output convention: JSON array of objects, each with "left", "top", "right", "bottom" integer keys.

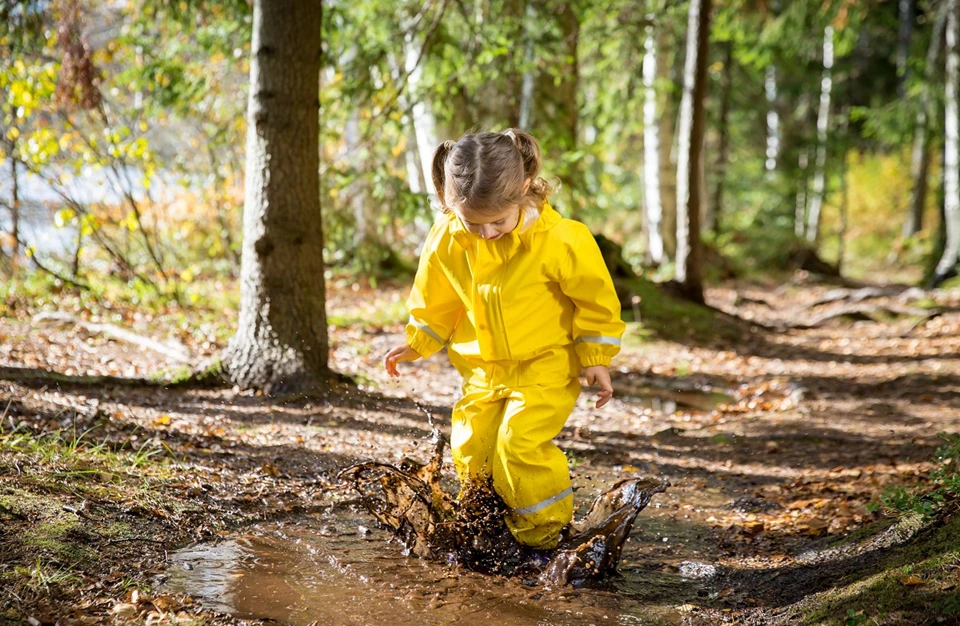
[
  {"left": 934, "top": 0, "right": 960, "bottom": 283},
  {"left": 518, "top": 3, "right": 536, "bottom": 130},
  {"left": 405, "top": 35, "right": 439, "bottom": 196},
  {"left": 674, "top": 0, "right": 711, "bottom": 304},
  {"left": 709, "top": 40, "right": 733, "bottom": 235},
  {"left": 9, "top": 147, "right": 20, "bottom": 271},
  {"left": 345, "top": 108, "right": 382, "bottom": 267},
  {"left": 555, "top": 2, "right": 580, "bottom": 219},
  {"left": 905, "top": 4, "right": 947, "bottom": 238},
  {"left": 897, "top": 0, "right": 914, "bottom": 96},
  {"left": 642, "top": 22, "right": 665, "bottom": 265},
  {"left": 659, "top": 27, "right": 678, "bottom": 259},
  {"left": 806, "top": 25, "right": 835, "bottom": 245},
  {"left": 765, "top": 65, "right": 780, "bottom": 176},
  {"left": 223, "top": 0, "right": 329, "bottom": 393},
  {"left": 795, "top": 148, "right": 809, "bottom": 237},
  {"left": 388, "top": 52, "right": 428, "bottom": 195}
]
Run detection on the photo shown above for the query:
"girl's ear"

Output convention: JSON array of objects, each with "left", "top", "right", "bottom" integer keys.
[{"left": 522, "top": 178, "right": 532, "bottom": 196}]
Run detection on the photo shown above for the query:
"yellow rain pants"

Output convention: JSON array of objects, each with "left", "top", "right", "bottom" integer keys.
[
  {"left": 452, "top": 377, "right": 581, "bottom": 549},
  {"left": 405, "top": 202, "right": 625, "bottom": 549}
]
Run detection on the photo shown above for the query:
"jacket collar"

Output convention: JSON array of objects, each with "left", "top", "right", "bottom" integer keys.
[{"left": 447, "top": 201, "right": 561, "bottom": 250}]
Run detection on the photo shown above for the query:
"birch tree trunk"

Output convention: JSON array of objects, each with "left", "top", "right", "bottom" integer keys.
[
  {"left": 675, "top": 0, "right": 711, "bottom": 303},
  {"left": 934, "top": 0, "right": 960, "bottom": 283},
  {"left": 223, "top": 0, "right": 329, "bottom": 393},
  {"left": 405, "top": 35, "right": 439, "bottom": 196},
  {"left": 806, "top": 25, "right": 834, "bottom": 244},
  {"left": 642, "top": 21, "right": 664, "bottom": 265},
  {"left": 388, "top": 53, "right": 428, "bottom": 195},
  {"left": 344, "top": 109, "right": 383, "bottom": 265},
  {"left": 905, "top": 4, "right": 947, "bottom": 237},
  {"left": 765, "top": 65, "right": 780, "bottom": 176}
]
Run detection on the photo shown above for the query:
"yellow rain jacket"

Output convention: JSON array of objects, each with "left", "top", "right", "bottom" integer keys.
[
  {"left": 405, "top": 202, "right": 625, "bottom": 381},
  {"left": 405, "top": 201, "right": 625, "bottom": 549}
]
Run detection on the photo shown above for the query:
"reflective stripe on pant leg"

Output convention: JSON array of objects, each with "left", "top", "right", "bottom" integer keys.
[
  {"left": 450, "top": 384, "right": 506, "bottom": 489},
  {"left": 492, "top": 378, "right": 580, "bottom": 549}
]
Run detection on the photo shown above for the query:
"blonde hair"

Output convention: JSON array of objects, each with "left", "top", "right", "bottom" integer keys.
[{"left": 431, "top": 128, "right": 552, "bottom": 215}]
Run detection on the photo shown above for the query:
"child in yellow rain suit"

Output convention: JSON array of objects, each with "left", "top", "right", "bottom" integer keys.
[{"left": 384, "top": 129, "right": 625, "bottom": 553}]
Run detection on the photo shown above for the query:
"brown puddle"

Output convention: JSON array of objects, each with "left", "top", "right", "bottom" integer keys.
[
  {"left": 161, "top": 514, "right": 697, "bottom": 626},
  {"left": 161, "top": 400, "right": 710, "bottom": 623}
]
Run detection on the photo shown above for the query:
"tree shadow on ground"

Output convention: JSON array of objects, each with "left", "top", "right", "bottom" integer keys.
[{"left": 703, "top": 513, "right": 960, "bottom": 615}]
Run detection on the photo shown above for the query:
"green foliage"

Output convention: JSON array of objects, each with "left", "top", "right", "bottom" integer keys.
[
  {"left": 872, "top": 433, "right": 960, "bottom": 522},
  {"left": 0, "top": 0, "right": 952, "bottom": 292}
]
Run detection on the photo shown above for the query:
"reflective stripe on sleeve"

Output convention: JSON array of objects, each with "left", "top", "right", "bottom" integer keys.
[
  {"left": 575, "top": 335, "right": 622, "bottom": 346},
  {"left": 409, "top": 316, "right": 445, "bottom": 344},
  {"left": 511, "top": 487, "right": 573, "bottom": 516}
]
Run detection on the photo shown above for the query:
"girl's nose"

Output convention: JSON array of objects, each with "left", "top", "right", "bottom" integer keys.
[{"left": 480, "top": 225, "right": 497, "bottom": 239}]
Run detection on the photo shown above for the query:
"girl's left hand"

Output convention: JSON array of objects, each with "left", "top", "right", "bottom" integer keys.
[
  {"left": 584, "top": 365, "right": 614, "bottom": 408},
  {"left": 384, "top": 344, "right": 421, "bottom": 378}
]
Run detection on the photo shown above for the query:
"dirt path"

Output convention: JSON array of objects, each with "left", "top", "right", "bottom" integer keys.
[{"left": 1, "top": 281, "right": 959, "bottom": 624}]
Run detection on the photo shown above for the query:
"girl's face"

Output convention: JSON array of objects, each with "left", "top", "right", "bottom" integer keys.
[{"left": 455, "top": 205, "right": 521, "bottom": 241}]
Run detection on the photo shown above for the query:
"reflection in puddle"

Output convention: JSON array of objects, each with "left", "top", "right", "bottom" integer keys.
[
  {"left": 162, "top": 516, "right": 692, "bottom": 626},
  {"left": 614, "top": 384, "right": 734, "bottom": 414}
]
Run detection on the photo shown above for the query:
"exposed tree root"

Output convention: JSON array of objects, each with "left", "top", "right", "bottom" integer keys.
[
  {"left": 783, "top": 303, "right": 942, "bottom": 330},
  {"left": 0, "top": 365, "right": 150, "bottom": 386},
  {"left": 32, "top": 311, "right": 192, "bottom": 363}
]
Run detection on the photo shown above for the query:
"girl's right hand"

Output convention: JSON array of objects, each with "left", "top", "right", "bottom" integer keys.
[{"left": 384, "top": 344, "right": 421, "bottom": 378}]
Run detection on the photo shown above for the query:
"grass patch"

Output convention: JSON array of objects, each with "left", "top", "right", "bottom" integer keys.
[
  {"left": 798, "top": 516, "right": 960, "bottom": 625},
  {"left": 327, "top": 296, "right": 408, "bottom": 329}
]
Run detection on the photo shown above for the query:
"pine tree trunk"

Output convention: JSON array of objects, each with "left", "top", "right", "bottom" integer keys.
[
  {"left": 223, "top": 0, "right": 329, "bottom": 393},
  {"left": 806, "top": 26, "right": 834, "bottom": 244},
  {"left": 642, "top": 22, "right": 665, "bottom": 265},
  {"left": 709, "top": 41, "right": 733, "bottom": 234},
  {"left": 674, "top": 0, "right": 711, "bottom": 303},
  {"left": 934, "top": 0, "right": 960, "bottom": 283},
  {"left": 905, "top": 4, "right": 947, "bottom": 237}
]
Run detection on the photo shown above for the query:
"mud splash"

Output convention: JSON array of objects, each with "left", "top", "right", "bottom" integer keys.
[{"left": 338, "top": 407, "right": 667, "bottom": 586}]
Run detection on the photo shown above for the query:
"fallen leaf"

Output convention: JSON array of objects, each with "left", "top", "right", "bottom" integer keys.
[{"left": 900, "top": 575, "right": 925, "bottom": 586}]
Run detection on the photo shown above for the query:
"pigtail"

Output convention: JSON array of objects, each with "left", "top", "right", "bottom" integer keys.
[
  {"left": 431, "top": 140, "right": 455, "bottom": 210},
  {"left": 503, "top": 128, "right": 552, "bottom": 205}
]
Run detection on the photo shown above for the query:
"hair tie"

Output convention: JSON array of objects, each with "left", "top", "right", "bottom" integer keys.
[{"left": 503, "top": 129, "right": 517, "bottom": 142}]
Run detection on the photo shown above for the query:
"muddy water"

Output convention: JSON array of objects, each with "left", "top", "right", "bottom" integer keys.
[
  {"left": 162, "top": 513, "right": 694, "bottom": 626},
  {"left": 614, "top": 384, "right": 734, "bottom": 414}
]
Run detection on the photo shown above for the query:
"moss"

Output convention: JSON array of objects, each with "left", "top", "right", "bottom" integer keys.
[
  {"left": 620, "top": 276, "right": 744, "bottom": 345},
  {"left": 22, "top": 514, "right": 98, "bottom": 564},
  {"left": 158, "top": 358, "right": 227, "bottom": 388},
  {"left": 797, "top": 515, "right": 960, "bottom": 625},
  {"left": 938, "top": 275, "right": 960, "bottom": 290}
]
